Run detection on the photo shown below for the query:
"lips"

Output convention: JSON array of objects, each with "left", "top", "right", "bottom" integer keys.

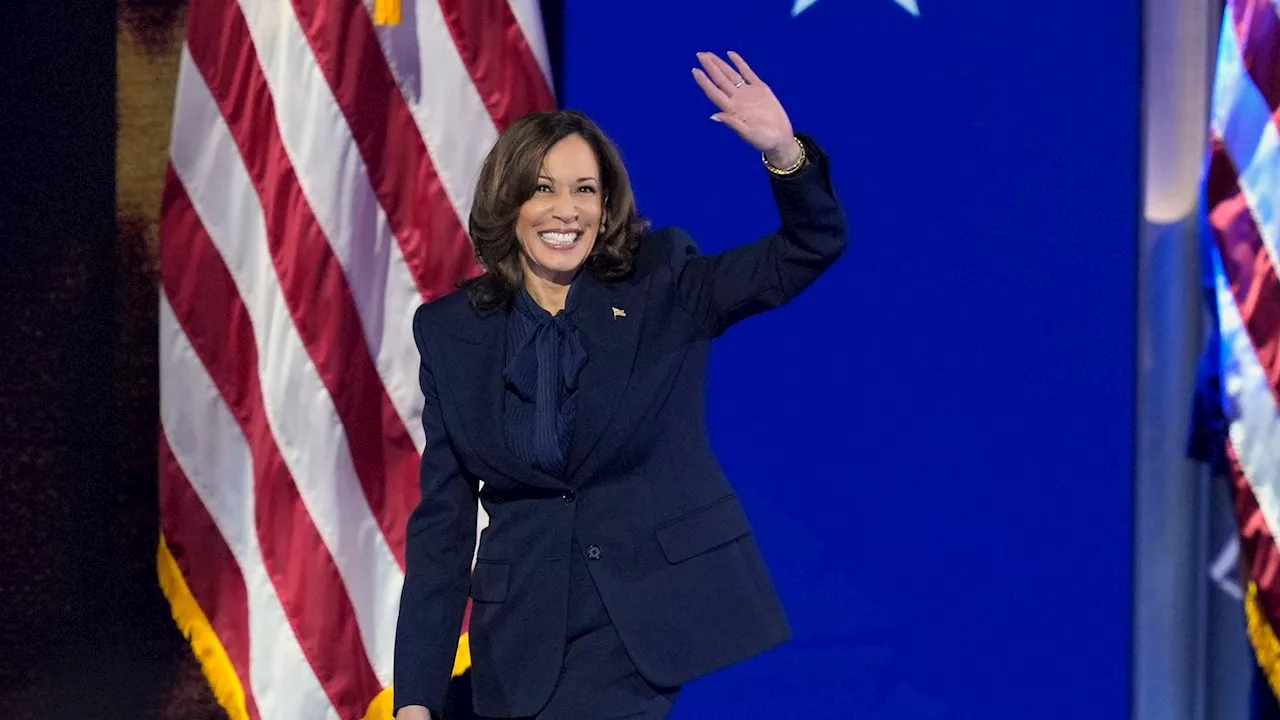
[{"left": 538, "top": 230, "right": 581, "bottom": 250}]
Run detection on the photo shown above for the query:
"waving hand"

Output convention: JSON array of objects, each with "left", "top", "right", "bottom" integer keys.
[{"left": 692, "top": 51, "right": 803, "bottom": 169}]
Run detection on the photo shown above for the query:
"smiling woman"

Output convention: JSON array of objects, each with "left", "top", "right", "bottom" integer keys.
[
  {"left": 464, "top": 111, "right": 648, "bottom": 315},
  {"left": 393, "top": 50, "right": 848, "bottom": 720},
  {"left": 515, "top": 136, "right": 607, "bottom": 301}
]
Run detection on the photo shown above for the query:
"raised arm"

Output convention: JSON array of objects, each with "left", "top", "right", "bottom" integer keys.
[
  {"left": 676, "top": 51, "right": 847, "bottom": 336},
  {"left": 671, "top": 136, "right": 845, "bottom": 337},
  {"left": 393, "top": 305, "right": 478, "bottom": 719}
]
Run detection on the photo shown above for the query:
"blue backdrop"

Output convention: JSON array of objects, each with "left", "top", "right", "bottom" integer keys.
[{"left": 561, "top": 1, "right": 1140, "bottom": 717}]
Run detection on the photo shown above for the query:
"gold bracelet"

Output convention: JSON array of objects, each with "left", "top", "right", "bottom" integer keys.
[{"left": 762, "top": 136, "right": 807, "bottom": 175}]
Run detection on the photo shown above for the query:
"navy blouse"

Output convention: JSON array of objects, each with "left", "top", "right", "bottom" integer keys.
[{"left": 501, "top": 283, "right": 587, "bottom": 479}]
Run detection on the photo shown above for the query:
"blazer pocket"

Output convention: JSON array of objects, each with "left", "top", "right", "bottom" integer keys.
[
  {"left": 654, "top": 495, "right": 752, "bottom": 564},
  {"left": 469, "top": 560, "right": 509, "bottom": 603}
]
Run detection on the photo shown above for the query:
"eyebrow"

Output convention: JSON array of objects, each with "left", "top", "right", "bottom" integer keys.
[{"left": 538, "top": 174, "right": 599, "bottom": 183}]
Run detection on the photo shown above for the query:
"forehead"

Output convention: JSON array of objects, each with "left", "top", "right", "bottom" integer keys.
[{"left": 540, "top": 134, "right": 599, "bottom": 177}]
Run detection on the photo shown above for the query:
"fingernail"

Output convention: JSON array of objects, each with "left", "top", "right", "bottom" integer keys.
[{"left": 710, "top": 115, "right": 722, "bottom": 123}]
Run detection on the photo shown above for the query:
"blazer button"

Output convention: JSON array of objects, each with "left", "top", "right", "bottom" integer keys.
[
  {"left": 562, "top": 490, "right": 576, "bottom": 503},
  {"left": 586, "top": 545, "right": 602, "bottom": 560}
]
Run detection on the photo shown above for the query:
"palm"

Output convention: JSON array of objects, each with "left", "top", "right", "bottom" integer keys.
[{"left": 692, "top": 51, "right": 794, "bottom": 156}]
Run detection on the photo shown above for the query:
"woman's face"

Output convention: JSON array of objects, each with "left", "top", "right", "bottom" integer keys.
[{"left": 514, "top": 134, "right": 605, "bottom": 288}]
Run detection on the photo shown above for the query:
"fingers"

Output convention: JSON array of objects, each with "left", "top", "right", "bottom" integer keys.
[
  {"left": 697, "top": 52, "right": 742, "bottom": 94},
  {"left": 727, "top": 51, "right": 761, "bottom": 84},
  {"left": 693, "top": 51, "right": 766, "bottom": 115},
  {"left": 707, "top": 52, "right": 747, "bottom": 88},
  {"left": 692, "top": 68, "right": 731, "bottom": 110}
]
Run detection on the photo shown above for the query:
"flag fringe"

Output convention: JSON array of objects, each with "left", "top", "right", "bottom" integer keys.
[
  {"left": 364, "top": 685, "right": 395, "bottom": 720},
  {"left": 157, "top": 534, "right": 251, "bottom": 720},
  {"left": 373, "top": 0, "right": 401, "bottom": 25},
  {"left": 159, "top": 532, "right": 471, "bottom": 720},
  {"left": 454, "top": 631, "right": 472, "bottom": 676},
  {"left": 1246, "top": 581, "right": 1280, "bottom": 700}
]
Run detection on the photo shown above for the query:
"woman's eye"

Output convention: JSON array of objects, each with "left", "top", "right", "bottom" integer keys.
[
  {"left": 576, "top": 186, "right": 597, "bottom": 194},
  {"left": 536, "top": 184, "right": 553, "bottom": 193}
]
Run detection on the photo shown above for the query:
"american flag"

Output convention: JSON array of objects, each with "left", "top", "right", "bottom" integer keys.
[
  {"left": 1194, "top": 0, "right": 1280, "bottom": 702},
  {"left": 154, "top": 1, "right": 554, "bottom": 718}
]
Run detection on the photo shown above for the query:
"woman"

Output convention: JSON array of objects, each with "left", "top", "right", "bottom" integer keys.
[{"left": 394, "top": 50, "right": 847, "bottom": 720}]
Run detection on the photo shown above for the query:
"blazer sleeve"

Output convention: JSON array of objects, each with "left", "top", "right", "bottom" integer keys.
[
  {"left": 393, "top": 304, "right": 478, "bottom": 716},
  {"left": 672, "top": 133, "right": 848, "bottom": 338}
]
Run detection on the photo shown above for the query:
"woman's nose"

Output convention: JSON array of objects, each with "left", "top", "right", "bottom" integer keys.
[{"left": 551, "top": 199, "right": 578, "bottom": 223}]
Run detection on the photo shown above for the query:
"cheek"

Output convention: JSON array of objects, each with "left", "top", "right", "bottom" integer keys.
[
  {"left": 582, "top": 230, "right": 602, "bottom": 258},
  {"left": 517, "top": 232, "right": 544, "bottom": 263},
  {"left": 514, "top": 204, "right": 544, "bottom": 251},
  {"left": 515, "top": 206, "right": 536, "bottom": 234}
]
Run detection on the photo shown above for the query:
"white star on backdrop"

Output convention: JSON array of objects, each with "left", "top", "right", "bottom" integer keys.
[{"left": 791, "top": 0, "right": 919, "bottom": 17}]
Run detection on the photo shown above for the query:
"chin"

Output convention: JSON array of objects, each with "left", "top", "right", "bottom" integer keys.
[
  {"left": 526, "top": 233, "right": 595, "bottom": 280},
  {"left": 533, "top": 254, "right": 589, "bottom": 280}
]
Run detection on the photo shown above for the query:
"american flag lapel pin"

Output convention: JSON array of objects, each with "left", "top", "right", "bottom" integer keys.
[{"left": 611, "top": 306, "right": 626, "bottom": 319}]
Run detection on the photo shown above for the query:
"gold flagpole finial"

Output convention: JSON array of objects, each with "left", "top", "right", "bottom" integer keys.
[{"left": 373, "top": 0, "right": 401, "bottom": 26}]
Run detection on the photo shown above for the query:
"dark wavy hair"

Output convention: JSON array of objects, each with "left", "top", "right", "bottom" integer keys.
[{"left": 462, "top": 110, "right": 649, "bottom": 312}]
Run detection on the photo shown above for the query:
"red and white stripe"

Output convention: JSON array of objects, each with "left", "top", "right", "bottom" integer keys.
[
  {"left": 1206, "top": 0, "right": 1280, "bottom": 640},
  {"left": 158, "top": 1, "right": 553, "bottom": 717}
]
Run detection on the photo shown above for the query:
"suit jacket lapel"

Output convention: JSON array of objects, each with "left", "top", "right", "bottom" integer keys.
[
  {"left": 434, "top": 303, "right": 568, "bottom": 492},
  {"left": 567, "top": 270, "right": 649, "bottom": 480}
]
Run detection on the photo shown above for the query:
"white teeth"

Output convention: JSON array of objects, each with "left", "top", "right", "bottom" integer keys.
[{"left": 539, "top": 231, "right": 579, "bottom": 246}]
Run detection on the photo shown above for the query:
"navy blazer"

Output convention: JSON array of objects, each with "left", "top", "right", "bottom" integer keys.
[{"left": 393, "top": 135, "right": 848, "bottom": 718}]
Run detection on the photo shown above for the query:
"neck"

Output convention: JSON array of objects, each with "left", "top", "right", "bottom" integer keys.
[{"left": 524, "top": 272, "right": 572, "bottom": 315}]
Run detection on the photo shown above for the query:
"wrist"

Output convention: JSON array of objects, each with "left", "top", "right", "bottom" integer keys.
[
  {"left": 764, "top": 137, "right": 802, "bottom": 168},
  {"left": 762, "top": 136, "right": 807, "bottom": 175}
]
